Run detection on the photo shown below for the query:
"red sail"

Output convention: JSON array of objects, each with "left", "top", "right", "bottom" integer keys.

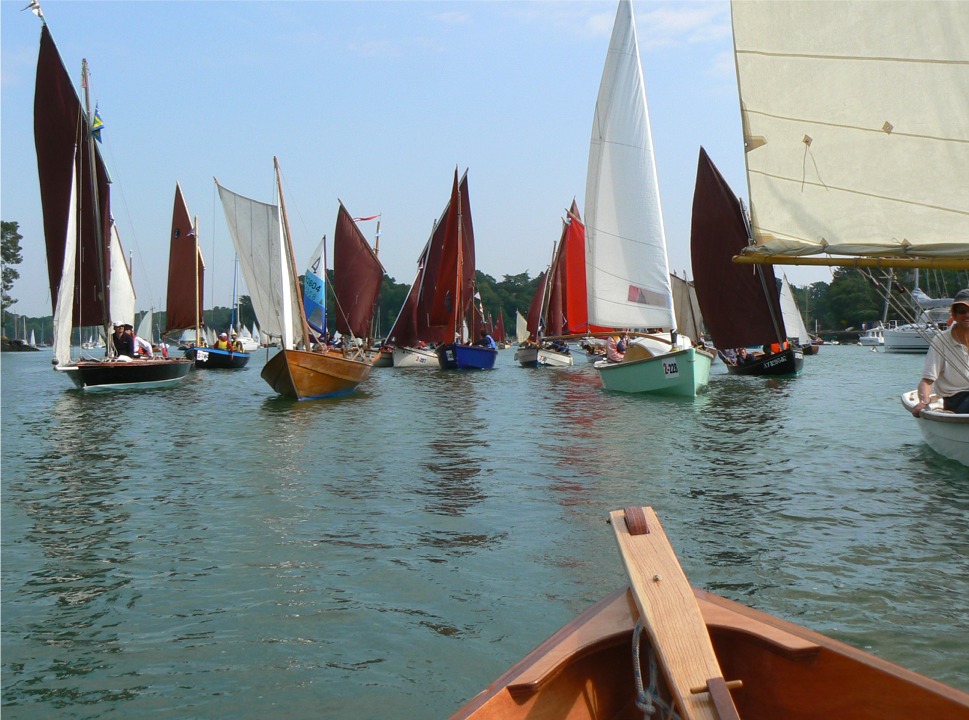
[
  {"left": 35, "top": 25, "right": 112, "bottom": 327},
  {"left": 164, "top": 183, "right": 204, "bottom": 332},
  {"left": 560, "top": 201, "right": 589, "bottom": 334},
  {"left": 332, "top": 202, "right": 385, "bottom": 339},
  {"left": 494, "top": 308, "right": 507, "bottom": 343},
  {"left": 690, "top": 147, "right": 785, "bottom": 349},
  {"left": 526, "top": 272, "right": 548, "bottom": 340}
]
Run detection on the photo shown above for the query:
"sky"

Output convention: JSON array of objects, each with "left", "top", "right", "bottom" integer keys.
[{"left": 1, "top": 0, "right": 833, "bottom": 319}]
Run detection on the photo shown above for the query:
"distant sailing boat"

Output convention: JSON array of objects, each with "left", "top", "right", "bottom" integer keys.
[
  {"left": 690, "top": 147, "right": 803, "bottom": 376},
  {"left": 216, "top": 158, "right": 371, "bottom": 399},
  {"left": 434, "top": 169, "right": 497, "bottom": 370},
  {"left": 33, "top": 12, "right": 190, "bottom": 389},
  {"left": 587, "top": 0, "right": 714, "bottom": 396},
  {"left": 167, "top": 184, "right": 249, "bottom": 369},
  {"left": 515, "top": 200, "right": 585, "bottom": 368}
]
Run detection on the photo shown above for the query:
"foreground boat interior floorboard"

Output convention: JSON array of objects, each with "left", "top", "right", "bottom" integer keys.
[{"left": 448, "top": 507, "right": 969, "bottom": 720}]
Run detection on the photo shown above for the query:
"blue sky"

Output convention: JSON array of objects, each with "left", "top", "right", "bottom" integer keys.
[{"left": 1, "top": 0, "right": 831, "bottom": 319}]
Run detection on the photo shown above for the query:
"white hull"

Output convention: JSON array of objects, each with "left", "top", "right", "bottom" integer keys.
[
  {"left": 858, "top": 328, "right": 884, "bottom": 346},
  {"left": 393, "top": 346, "right": 438, "bottom": 368},
  {"left": 514, "top": 345, "right": 574, "bottom": 368},
  {"left": 883, "top": 325, "right": 937, "bottom": 353},
  {"left": 901, "top": 391, "right": 969, "bottom": 466}
]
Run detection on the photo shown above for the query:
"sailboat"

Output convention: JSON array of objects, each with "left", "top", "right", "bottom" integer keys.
[
  {"left": 33, "top": 13, "right": 191, "bottom": 390},
  {"left": 331, "top": 201, "right": 385, "bottom": 358},
  {"left": 515, "top": 201, "right": 585, "bottom": 368},
  {"left": 433, "top": 169, "right": 497, "bottom": 370},
  {"left": 448, "top": 505, "right": 969, "bottom": 720},
  {"left": 585, "top": 0, "right": 714, "bottom": 396},
  {"left": 690, "top": 148, "right": 804, "bottom": 376},
  {"left": 779, "top": 273, "right": 818, "bottom": 355},
  {"left": 728, "top": 0, "right": 968, "bottom": 464},
  {"left": 216, "top": 158, "right": 371, "bottom": 400},
  {"left": 165, "top": 184, "right": 248, "bottom": 369}
]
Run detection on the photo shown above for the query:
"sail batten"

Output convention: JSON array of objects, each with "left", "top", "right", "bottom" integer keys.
[{"left": 732, "top": 0, "right": 969, "bottom": 262}]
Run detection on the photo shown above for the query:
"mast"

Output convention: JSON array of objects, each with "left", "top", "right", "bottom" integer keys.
[
  {"left": 274, "top": 157, "right": 311, "bottom": 349},
  {"left": 455, "top": 176, "right": 464, "bottom": 343},
  {"left": 194, "top": 214, "right": 201, "bottom": 345},
  {"left": 81, "top": 58, "right": 111, "bottom": 354}
]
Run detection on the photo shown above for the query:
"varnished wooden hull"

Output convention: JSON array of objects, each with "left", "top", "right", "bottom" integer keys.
[
  {"left": 450, "top": 586, "right": 969, "bottom": 720},
  {"left": 260, "top": 348, "right": 370, "bottom": 400}
]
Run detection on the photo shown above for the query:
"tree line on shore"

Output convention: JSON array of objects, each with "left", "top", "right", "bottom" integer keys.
[{"left": 4, "top": 216, "right": 967, "bottom": 343}]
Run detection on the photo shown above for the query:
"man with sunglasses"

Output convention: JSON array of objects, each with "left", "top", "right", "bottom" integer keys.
[{"left": 911, "top": 288, "right": 969, "bottom": 416}]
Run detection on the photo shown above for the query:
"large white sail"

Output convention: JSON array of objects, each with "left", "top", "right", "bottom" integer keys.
[
  {"left": 584, "top": 0, "right": 674, "bottom": 331},
  {"left": 216, "top": 180, "right": 302, "bottom": 346},
  {"left": 732, "top": 0, "right": 969, "bottom": 260}
]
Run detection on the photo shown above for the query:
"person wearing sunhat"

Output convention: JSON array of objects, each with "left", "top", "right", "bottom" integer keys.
[
  {"left": 214, "top": 332, "right": 232, "bottom": 351},
  {"left": 111, "top": 321, "right": 134, "bottom": 358},
  {"left": 911, "top": 288, "right": 969, "bottom": 416}
]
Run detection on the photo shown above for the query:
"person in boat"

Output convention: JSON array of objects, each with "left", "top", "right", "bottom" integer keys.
[
  {"left": 606, "top": 334, "right": 625, "bottom": 363},
  {"left": 230, "top": 331, "right": 243, "bottom": 352},
  {"left": 737, "top": 347, "right": 756, "bottom": 365},
  {"left": 911, "top": 288, "right": 969, "bottom": 416},
  {"left": 616, "top": 333, "right": 629, "bottom": 354},
  {"left": 131, "top": 327, "right": 153, "bottom": 358},
  {"left": 550, "top": 339, "right": 570, "bottom": 354},
  {"left": 214, "top": 332, "right": 232, "bottom": 351},
  {"left": 475, "top": 329, "right": 498, "bottom": 350},
  {"left": 111, "top": 321, "right": 135, "bottom": 358}
]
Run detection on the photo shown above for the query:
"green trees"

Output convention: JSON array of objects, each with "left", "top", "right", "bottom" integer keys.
[{"left": 2, "top": 220, "right": 24, "bottom": 314}]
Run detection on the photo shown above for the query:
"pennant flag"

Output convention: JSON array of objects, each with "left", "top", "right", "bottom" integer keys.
[
  {"left": 352, "top": 214, "right": 381, "bottom": 222},
  {"left": 91, "top": 105, "right": 105, "bottom": 143}
]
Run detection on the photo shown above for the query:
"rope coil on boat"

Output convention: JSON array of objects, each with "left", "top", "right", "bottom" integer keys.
[{"left": 632, "top": 620, "right": 680, "bottom": 719}]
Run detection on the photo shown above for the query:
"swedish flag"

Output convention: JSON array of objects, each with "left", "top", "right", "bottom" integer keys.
[{"left": 91, "top": 105, "right": 105, "bottom": 143}]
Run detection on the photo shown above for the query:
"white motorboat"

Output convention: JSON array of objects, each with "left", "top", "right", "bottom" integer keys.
[{"left": 858, "top": 324, "right": 885, "bottom": 347}]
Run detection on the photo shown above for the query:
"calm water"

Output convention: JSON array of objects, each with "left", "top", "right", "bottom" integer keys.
[{"left": 2, "top": 345, "right": 968, "bottom": 719}]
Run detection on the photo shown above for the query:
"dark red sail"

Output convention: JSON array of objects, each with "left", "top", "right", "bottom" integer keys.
[
  {"left": 332, "top": 202, "right": 385, "bottom": 340},
  {"left": 164, "top": 183, "right": 205, "bottom": 333}
]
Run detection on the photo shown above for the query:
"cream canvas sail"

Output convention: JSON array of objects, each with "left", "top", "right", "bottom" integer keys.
[{"left": 732, "top": 0, "right": 969, "bottom": 261}]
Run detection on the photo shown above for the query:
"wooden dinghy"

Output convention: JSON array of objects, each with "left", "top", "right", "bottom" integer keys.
[
  {"left": 449, "top": 506, "right": 969, "bottom": 720},
  {"left": 261, "top": 348, "right": 370, "bottom": 401}
]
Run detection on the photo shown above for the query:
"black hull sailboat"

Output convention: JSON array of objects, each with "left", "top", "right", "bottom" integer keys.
[
  {"left": 34, "top": 18, "right": 190, "bottom": 389},
  {"left": 690, "top": 148, "right": 802, "bottom": 377}
]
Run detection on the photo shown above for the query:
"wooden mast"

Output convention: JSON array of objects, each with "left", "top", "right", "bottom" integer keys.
[{"left": 274, "top": 157, "right": 312, "bottom": 349}]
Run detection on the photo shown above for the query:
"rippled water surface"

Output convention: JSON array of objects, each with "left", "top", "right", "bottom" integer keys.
[{"left": 3, "top": 345, "right": 968, "bottom": 719}]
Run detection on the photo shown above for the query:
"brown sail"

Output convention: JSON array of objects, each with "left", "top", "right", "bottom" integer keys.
[
  {"left": 164, "top": 183, "right": 204, "bottom": 334},
  {"left": 332, "top": 202, "right": 385, "bottom": 341},
  {"left": 690, "top": 147, "right": 785, "bottom": 349},
  {"left": 35, "top": 24, "right": 111, "bottom": 329}
]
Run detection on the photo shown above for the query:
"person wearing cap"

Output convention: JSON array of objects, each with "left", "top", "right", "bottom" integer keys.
[
  {"left": 214, "top": 332, "right": 232, "bottom": 351},
  {"left": 112, "top": 322, "right": 134, "bottom": 358},
  {"left": 911, "top": 288, "right": 969, "bottom": 416}
]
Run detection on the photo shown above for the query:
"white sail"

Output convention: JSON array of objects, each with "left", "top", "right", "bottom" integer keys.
[
  {"left": 584, "top": 0, "right": 674, "bottom": 331},
  {"left": 670, "top": 272, "right": 703, "bottom": 344},
  {"left": 108, "top": 222, "right": 136, "bottom": 326},
  {"left": 52, "top": 157, "right": 78, "bottom": 367},
  {"left": 252, "top": 324, "right": 261, "bottom": 344},
  {"left": 29, "top": 329, "right": 36, "bottom": 347},
  {"left": 136, "top": 308, "right": 154, "bottom": 344},
  {"left": 732, "top": 0, "right": 969, "bottom": 260},
  {"left": 778, "top": 274, "right": 810, "bottom": 344},
  {"left": 515, "top": 310, "right": 528, "bottom": 343},
  {"left": 216, "top": 179, "right": 302, "bottom": 346}
]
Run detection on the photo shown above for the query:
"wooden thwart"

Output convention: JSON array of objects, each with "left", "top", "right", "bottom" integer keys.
[{"left": 611, "top": 506, "right": 742, "bottom": 720}]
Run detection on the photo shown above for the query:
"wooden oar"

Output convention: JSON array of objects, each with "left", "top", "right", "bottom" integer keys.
[{"left": 610, "top": 506, "right": 742, "bottom": 720}]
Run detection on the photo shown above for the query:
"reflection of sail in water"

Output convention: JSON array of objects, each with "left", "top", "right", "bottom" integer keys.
[{"left": 414, "top": 373, "right": 488, "bottom": 517}]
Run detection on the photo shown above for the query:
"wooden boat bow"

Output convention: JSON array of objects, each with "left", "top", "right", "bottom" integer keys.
[{"left": 611, "top": 506, "right": 741, "bottom": 720}]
